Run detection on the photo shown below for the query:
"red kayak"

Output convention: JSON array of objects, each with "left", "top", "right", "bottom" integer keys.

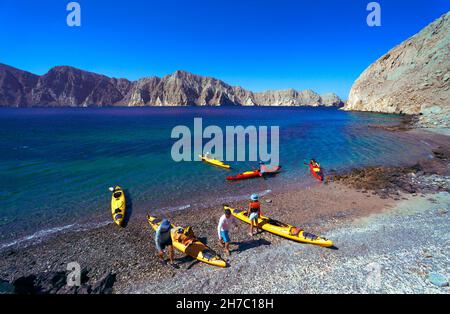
[
  {"left": 227, "top": 166, "right": 282, "bottom": 181},
  {"left": 309, "top": 164, "right": 324, "bottom": 181}
]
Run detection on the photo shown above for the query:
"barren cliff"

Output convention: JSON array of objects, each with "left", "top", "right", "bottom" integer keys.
[{"left": 344, "top": 12, "right": 450, "bottom": 128}]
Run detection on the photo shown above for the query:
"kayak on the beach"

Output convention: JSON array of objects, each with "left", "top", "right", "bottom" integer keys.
[
  {"left": 199, "top": 154, "right": 231, "bottom": 169},
  {"left": 224, "top": 205, "right": 333, "bottom": 247},
  {"left": 226, "top": 166, "right": 282, "bottom": 181},
  {"left": 110, "top": 186, "right": 126, "bottom": 226},
  {"left": 147, "top": 215, "right": 228, "bottom": 268}
]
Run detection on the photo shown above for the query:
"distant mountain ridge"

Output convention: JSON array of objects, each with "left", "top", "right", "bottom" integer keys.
[{"left": 0, "top": 64, "right": 343, "bottom": 108}]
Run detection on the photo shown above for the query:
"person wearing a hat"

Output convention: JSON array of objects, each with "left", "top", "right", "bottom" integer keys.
[
  {"left": 248, "top": 194, "right": 261, "bottom": 236},
  {"left": 155, "top": 219, "right": 174, "bottom": 265}
]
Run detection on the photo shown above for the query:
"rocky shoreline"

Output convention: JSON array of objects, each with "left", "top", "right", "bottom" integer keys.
[{"left": 0, "top": 126, "right": 449, "bottom": 294}]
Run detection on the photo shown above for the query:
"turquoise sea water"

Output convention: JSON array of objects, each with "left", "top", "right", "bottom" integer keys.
[{"left": 0, "top": 107, "right": 433, "bottom": 248}]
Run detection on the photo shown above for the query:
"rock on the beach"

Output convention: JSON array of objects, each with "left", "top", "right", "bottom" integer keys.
[
  {"left": 428, "top": 272, "right": 449, "bottom": 287},
  {"left": 91, "top": 273, "right": 116, "bottom": 294},
  {"left": 0, "top": 279, "right": 15, "bottom": 294},
  {"left": 13, "top": 272, "right": 68, "bottom": 294},
  {"left": 9, "top": 269, "right": 116, "bottom": 294}
]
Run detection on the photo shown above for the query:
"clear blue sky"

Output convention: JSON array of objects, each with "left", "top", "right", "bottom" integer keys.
[{"left": 0, "top": 0, "right": 449, "bottom": 98}]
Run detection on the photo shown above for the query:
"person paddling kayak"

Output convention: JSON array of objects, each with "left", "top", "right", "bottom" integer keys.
[
  {"left": 248, "top": 194, "right": 262, "bottom": 236},
  {"left": 310, "top": 159, "right": 320, "bottom": 168},
  {"left": 307, "top": 159, "right": 324, "bottom": 181},
  {"left": 217, "top": 209, "right": 238, "bottom": 256},
  {"left": 155, "top": 219, "right": 175, "bottom": 265}
]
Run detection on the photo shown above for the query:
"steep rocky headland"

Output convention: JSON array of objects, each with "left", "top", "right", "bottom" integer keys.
[
  {"left": 0, "top": 65, "right": 343, "bottom": 108},
  {"left": 344, "top": 12, "right": 450, "bottom": 129}
]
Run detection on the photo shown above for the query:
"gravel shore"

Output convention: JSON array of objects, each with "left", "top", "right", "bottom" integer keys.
[{"left": 125, "top": 192, "right": 450, "bottom": 294}]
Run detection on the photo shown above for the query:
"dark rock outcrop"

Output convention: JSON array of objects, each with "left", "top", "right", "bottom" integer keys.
[
  {"left": 1, "top": 269, "right": 116, "bottom": 294},
  {"left": 0, "top": 64, "right": 343, "bottom": 107}
]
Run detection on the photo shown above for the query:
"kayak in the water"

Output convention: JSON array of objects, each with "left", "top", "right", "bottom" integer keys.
[
  {"left": 110, "top": 186, "right": 126, "bottom": 226},
  {"left": 199, "top": 154, "right": 231, "bottom": 169},
  {"left": 224, "top": 205, "right": 333, "bottom": 247},
  {"left": 227, "top": 169, "right": 261, "bottom": 181},
  {"left": 227, "top": 166, "right": 282, "bottom": 181},
  {"left": 309, "top": 164, "right": 324, "bottom": 181},
  {"left": 147, "top": 215, "right": 228, "bottom": 268},
  {"left": 306, "top": 160, "right": 324, "bottom": 181}
]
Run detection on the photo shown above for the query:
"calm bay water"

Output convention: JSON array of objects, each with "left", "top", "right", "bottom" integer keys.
[{"left": 0, "top": 107, "right": 432, "bottom": 247}]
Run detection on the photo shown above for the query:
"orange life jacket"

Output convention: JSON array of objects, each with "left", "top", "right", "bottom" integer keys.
[{"left": 249, "top": 201, "right": 260, "bottom": 213}]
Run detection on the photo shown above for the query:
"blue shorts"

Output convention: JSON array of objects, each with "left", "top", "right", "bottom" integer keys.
[{"left": 220, "top": 231, "right": 231, "bottom": 243}]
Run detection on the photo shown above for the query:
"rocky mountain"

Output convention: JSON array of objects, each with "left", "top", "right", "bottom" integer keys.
[
  {"left": 0, "top": 64, "right": 343, "bottom": 108},
  {"left": 31, "top": 66, "right": 133, "bottom": 107},
  {"left": 344, "top": 12, "right": 450, "bottom": 128},
  {"left": 0, "top": 64, "right": 39, "bottom": 106}
]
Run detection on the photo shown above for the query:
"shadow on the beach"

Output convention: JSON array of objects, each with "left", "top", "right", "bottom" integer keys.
[
  {"left": 326, "top": 245, "right": 339, "bottom": 251},
  {"left": 174, "top": 255, "right": 199, "bottom": 269},
  {"left": 122, "top": 189, "right": 133, "bottom": 227},
  {"left": 231, "top": 238, "right": 271, "bottom": 253}
]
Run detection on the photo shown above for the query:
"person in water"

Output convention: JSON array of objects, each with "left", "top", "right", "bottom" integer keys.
[
  {"left": 248, "top": 194, "right": 261, "bottom": 236},
  {"left": 310, "top": 159, "right": 320, "bottom": 168},
  {"left": 217, "top": 209, "right": 238, "bottom": 256},
  {"left": 155, "top": 219, "right": 174, "bottom": 265}
]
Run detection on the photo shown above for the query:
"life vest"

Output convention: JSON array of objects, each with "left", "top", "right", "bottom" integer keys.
[
  {"left": 174, "top": 226, "right": 196, "bottom": 246},
  {"left": 249, "top": 201, "right": 260, "bottom": 213}
]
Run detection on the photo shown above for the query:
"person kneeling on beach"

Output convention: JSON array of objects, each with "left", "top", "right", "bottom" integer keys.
[
  {"left": 248, "top": 194, "right": 261, "bottom": 236},
  {"left": 217, "top": 209, "right": 238, "bottom": 256},
  {"left": 155, "top": 219, "right": 174, "bottom": 266}
]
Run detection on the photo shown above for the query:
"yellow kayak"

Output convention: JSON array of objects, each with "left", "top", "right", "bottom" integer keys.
[
  {"left": 111, "top": 186, "right": 126, "bottom": 226},
  {"left": 199, "top": 155, "right": 231, "bottom": 169},
  {"left": 147, "top": 215, "right": 228, "bottom": 268},
  {"left": 224, "top": 205, "right": 333, "bottom": 247}
]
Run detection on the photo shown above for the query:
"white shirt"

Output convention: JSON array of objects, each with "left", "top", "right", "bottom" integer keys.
[{"left": 217, "top": 214, "right": 237, "bottom": 237}]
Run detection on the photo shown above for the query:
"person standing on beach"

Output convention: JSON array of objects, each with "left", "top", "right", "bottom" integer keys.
[
  {"left": 248, "top": 194, "right": 261, "bottom": 236},
  {"left": 217, "top": 209, "right": 238, "bottom": 256},
  {"left": 155, "top": 219, "right": 174, "bottom": 266}
]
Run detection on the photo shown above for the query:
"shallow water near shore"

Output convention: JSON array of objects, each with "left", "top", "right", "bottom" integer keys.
[{"left": 0, "top": 107, "right": 435, "bottom": 248}]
